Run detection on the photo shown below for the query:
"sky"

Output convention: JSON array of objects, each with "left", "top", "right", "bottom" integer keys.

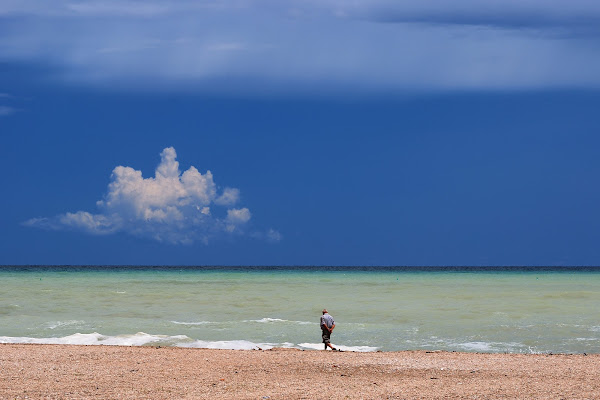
[{"left": 1, "top": 0, "right": 600, "bottom": 266}]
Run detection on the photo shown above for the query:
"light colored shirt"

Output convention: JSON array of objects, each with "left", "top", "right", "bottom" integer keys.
[{"left": 320, "top": 313, "right": 335, "bottom": 329}]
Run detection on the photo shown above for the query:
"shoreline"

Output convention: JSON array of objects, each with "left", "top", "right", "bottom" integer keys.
[
  {"left": 1, "top": 341, "right": 593, "bottom": 355},
  {"left": 2, "top": 344, "right": 599, "bottom": 399}
]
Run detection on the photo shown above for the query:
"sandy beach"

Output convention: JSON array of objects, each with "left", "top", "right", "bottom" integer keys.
[{"left": 1, "top": 344, "right": 598, "bottom": 399}]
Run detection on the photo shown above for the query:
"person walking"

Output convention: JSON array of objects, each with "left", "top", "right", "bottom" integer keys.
[{"left": 320, "top": 309, "right": 337, "bottom": 350}]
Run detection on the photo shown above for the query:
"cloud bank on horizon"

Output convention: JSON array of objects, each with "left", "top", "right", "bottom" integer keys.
[
  {"left": 24, "top": 147, "right": 278, "bottom": 244},
  {"left": 1, "top": 0, "right": 600, "bottom": 92}
]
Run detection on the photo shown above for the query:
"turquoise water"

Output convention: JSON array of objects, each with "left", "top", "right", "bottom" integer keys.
[{"left": 1, "top": 267, "right": 599, "bottom": 353}]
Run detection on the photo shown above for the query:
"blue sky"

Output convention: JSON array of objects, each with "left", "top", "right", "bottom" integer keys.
[{"left": 1, "top": 0, "right": 600, "bottom": 265}]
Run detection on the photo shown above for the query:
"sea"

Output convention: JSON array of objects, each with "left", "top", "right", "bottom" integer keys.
[{"left": 1, "top": 266, "right": 599, "bottom": 354}]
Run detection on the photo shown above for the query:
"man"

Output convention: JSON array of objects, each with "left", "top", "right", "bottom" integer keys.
[{"left": 320, "top": 309, "right": 337, "bottom": 350}]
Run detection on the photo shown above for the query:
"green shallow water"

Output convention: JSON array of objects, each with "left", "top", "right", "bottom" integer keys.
[{"left": 1, "top": 267, "right": 599, "bottom": 353}]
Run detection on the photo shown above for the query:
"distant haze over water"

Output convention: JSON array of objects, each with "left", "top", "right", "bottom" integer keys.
[{"left": 1, "top": 266, "right": 599, "bottom": 353}]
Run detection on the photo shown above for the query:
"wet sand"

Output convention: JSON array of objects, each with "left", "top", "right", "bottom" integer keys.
[{"left": 1, "top": 344, "right": 599, "bottom": 399}]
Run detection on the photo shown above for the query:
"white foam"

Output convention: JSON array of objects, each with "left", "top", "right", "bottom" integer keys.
[
  {"left": 0, "top": 333, "right": 283, "bottom": 350},
  {"left": 171, "top": 320, "right": 214, "bottom": 325},
  {"left": 246, "top": 318, "right": 314, "bottom": 325},
  {"left": 456, "top": 341, "right": 494, "bottom": 352},
  {"left": 100, "top": 333, "right": 190, "bottom": 346},
  {"left": 0, "top": 333, "right": 376, "bottom": 351},
  {"left": 0, "top": 332, "right": 191, "bottom": 347},
  {"left": 525, "top": 346, "right": 543, "bottom": 354},
  {"left": 44, "top": 320, "right": 86, "bottom": 330},
  {"left": 254, "top": 318, "right": 287, "bottom": 323},
  {"left": 0, "top": 332, "right": 103, "bottom": 345},
  {"left": 455, "top": 341, "right": 523, "bottom": 353}
]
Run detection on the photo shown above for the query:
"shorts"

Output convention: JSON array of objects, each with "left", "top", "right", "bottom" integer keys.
[{"left": 322, "top": 328, "right": 331, "bottom": 343}]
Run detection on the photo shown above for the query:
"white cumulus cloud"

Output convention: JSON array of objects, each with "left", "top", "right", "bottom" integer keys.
[
  {"left": 24, "top": 147, "right": 271, "bottom": 244},
  {"left": 225, "top": 207, "right": 251, "bottom": 232},
  {"left": 215, "top": 187, "right": 240, "bottom": 206}
]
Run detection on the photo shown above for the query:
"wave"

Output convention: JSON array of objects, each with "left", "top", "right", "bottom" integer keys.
[
  {"left": 448, "top": 340, "right": 530, "bottom": 353},
  {"left": 454, "top": 341, "right": 497, "bottom": 352},
  {"left": 0, "top": 332, "right": 188, "bottom": 347},
  {"left": 0, "top": 332, "right": 375, "bottom": 351},
  {"left": 44, "top": 320, "right": 86, "bottom": 330},
  {"left": 171, "top": 318, "right": 315, "bottom": 326},
  {"left": 245, "top": 318, "right": 314, "bottom": 325}
]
